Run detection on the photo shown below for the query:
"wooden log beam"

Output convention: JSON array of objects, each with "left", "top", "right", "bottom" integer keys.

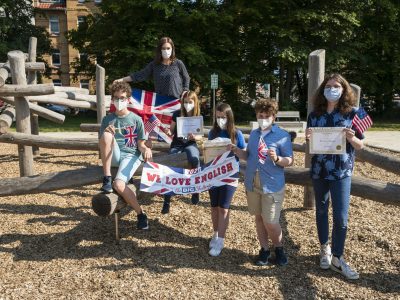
[
  {"left": 0, "top": 132, "right": 171, "bottom": 151},
  {"left": 54, "top": 86, "right": 89, "bottom": 95},
  {"left": 0, "top": 152, "right": 189, "bottom": 197},
  {"left": 0, "top": 132, "right": 98, "bottom": 150},
  {"left": 1, "top": 96, "right": 65, "bottom": 124},
  {"left": 290, "top": 143, "right": 400, "bottom": 176},
  {"left": 0, "top": 83, "right": 54, "bottom": 97},
  {"left": 28, "top": 95, "right": 97, "bottom": 110},
  {"left": 0, "top": 106, "right": 15, "bottom": 134},
  {"left": 0, "top": 62, "right": 11, "bottom": 87},
  {"left": 238, "top": 164, "right": 400, "bottom": 206},
  {"left": 80, "top": 123, "right": 100, "bottom": 132}
]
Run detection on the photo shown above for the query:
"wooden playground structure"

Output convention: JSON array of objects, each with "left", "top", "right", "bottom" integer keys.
[{"left": 0, "top": 39, "right": 399, "bottom": 229}]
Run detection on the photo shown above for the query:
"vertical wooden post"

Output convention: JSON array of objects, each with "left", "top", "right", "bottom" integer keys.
[
  {"left": 96, "top": 64, "right": 106, "bottom": 124},
  {"left": 96, "top": 64, "right": 106, "bottom": 158},
  {"left": 304, "top": 49, "right": 325, "bottom": 209},
  {"left": 28, "top": 37, "right": 40, "bottom": 156},
  {"left": 350, "top": 83, "right": 361, "bottom": 107},
  {"left": 8, "top": 50, "right": 34, "bottom": 176}
]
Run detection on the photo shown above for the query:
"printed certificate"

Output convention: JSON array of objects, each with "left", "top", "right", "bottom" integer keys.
[
  {"left": 310, "top": 127, "right": 346, "bottom": 155},
  {"left": 176, "top": 116, "right": 204, "bottom": 138}
]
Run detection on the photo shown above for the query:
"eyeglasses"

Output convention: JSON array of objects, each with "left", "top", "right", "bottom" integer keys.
[{"left": 112, "top": 97, "right": 129, "bottom": 102}]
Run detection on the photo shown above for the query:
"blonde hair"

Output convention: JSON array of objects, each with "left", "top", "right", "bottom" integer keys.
[{"left": 181, "top": 91, "right": 201, "bottom": 117}]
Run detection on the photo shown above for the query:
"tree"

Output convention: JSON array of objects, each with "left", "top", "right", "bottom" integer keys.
[{"left": 0, "top": 0, "right": 52, "bottom": 66}]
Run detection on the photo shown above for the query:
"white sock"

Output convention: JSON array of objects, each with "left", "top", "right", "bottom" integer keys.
[{"left": 212, "top": 231, "right": 218, "bottom": 239}]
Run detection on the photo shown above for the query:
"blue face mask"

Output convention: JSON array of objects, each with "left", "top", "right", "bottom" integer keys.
[{"left": 324, "top": 87, "right": 343, "bottom": 102}]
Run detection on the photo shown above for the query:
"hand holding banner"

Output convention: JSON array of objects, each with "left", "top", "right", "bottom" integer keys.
[{"left": 140, "top": 151, "right": 239, "bottom": 195}]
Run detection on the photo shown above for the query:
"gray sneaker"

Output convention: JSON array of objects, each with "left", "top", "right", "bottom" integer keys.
[
  {"left": 320, "top": 243, "right": 332, "bottom": 269},
  {"left": 330, "top": 256, "right": 359, "bottom": 280}
]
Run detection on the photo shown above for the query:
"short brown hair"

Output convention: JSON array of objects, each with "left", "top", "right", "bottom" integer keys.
[
  {"left": 254, "top": 98, "right": 278, "bottom": 116},
  {"left": 109, "top": 81, "right": 132, "bottom": 98}
]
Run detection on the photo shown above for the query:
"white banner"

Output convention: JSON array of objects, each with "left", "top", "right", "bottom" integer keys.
[{"left": 140, "top": 151, "right": 239, "bottom": 195}]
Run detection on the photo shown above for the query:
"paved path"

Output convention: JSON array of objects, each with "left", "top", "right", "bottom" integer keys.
[
  {"left": 40, "top": 130, "right": 400, "bottom": 152},
  {"left": 363, "top": 131, "right": 400, "bottom": 152}
]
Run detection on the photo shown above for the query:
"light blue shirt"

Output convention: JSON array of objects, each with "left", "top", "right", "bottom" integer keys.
[{"left": 244, "top": 125, "right": 293, "bottom": 193}]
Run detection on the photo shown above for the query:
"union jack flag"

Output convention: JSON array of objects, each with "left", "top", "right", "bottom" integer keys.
[
  {"left": 258, "top": 136, "right": 268, "bottom": 164},
  {"left": 110, "top": 89, "right": 180, "bottom": 144},
  {"left": 352, "top": 107, "right": 373, "bottom": 135},
  {"left": 123, "top": 125, "right": 137, "bottom": 148}
]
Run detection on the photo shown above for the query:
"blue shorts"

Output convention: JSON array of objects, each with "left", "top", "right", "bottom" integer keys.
[
  {"left": 111, "top": 140, "right": 142, "bottom": 183},
  {"left": 209, "top": 185, "right": 237, "bottom": 209}
]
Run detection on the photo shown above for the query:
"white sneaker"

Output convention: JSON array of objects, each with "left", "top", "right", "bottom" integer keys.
[
  {"left": 209, "top": 238, "right": 224, "bottom": 257},
  {"left": 320, "top": 243, "right": 332, "bottom": 269},
  {"left": 330, "top": 256, "right": 359, "bottom": 280},
  {"left": 209, "top": 233, "right": 218, "bottom": 249}
]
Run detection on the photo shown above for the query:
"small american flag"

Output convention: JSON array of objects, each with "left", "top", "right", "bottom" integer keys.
[
  {"left": 145, "top": 114, "right": 162, "bottom": 134},
  {"left": 258, "top": 137, "right": 268, "bottom": 164},
  {"left": 352, "top": 107, "right": 373, "bottom": 135},
  {"left": 123, "top": 126, "right": 138, "bottom": 148}
]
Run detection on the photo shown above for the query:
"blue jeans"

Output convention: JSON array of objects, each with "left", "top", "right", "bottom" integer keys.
[
  {"left": 169, "top": 144, "right": 200, "bottom": 168},
  {"left": 312, "top": 176, "right": 352, "bottom": 257}
]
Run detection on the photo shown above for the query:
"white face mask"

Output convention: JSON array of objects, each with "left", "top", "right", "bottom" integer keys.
[
  {"left": 161, "top": 49, "right": 172, "bottom": 60},
  {"left": 184, "top": 102, "right": 194, "bottom": 112},
  {"left": 257, "top": 117, "right": 273, "bottom": 130},
  {"left": 217, "top": 118, "right": 227, "bottom": 129},
  {"left": 114, "top": 99, "right": 128, "bottom": 111}
]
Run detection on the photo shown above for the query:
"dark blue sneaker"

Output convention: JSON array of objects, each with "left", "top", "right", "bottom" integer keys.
[
  {"left": 137, "top": 212, "right": 149, "bottom": 230},
  {"left": 255, "top": 248, "right": 271, "bottom": 266},
  {"left": 101, "top": 176, "right": 113, "bottom": 193},
  {"left": 275, "top": 247, "right": 288, "bottom": 266},
  {"left": 161, "top": 195, "right": 171, "bottom": 214},
  {"left": 191, "top": 193, "right": 199, "bottom": 205}
]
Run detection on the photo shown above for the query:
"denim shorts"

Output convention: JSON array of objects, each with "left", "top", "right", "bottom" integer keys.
[{"left": 111, "top": 140, "right": 142, "bottom": 183}]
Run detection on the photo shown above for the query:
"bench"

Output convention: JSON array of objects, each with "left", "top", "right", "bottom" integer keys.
[{"left": 276, "top": 111, "right": 300, "bottom": 121}]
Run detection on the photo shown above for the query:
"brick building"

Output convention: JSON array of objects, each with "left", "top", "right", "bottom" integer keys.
[{"left": 33, "top": 0, "right": 101, "bottom": 92}]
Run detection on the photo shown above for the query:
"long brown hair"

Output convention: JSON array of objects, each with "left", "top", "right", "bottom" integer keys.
[
  {"left": 211, "top": 102, "right": 237, "bottom": 144},
  {"left": 181, "top": 91, "right": 201, "bottom": 117},
  {"left": 154, "top": 36, "right": 176, "bottom": 64},
  {"left": 313, "top": 73, "right": 356, "bottom": 116}
]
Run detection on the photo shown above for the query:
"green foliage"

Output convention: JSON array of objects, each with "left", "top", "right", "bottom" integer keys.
[
  {"left": 0, "top": 0, "right": 52, "bottom": 67},
  {"left": 66, "top": 0, "right": 400, "bottom": 118}
]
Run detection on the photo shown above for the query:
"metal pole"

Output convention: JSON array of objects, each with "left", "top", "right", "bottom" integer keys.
[{"left": 212, "top": 88, "right": 216, "bottom": 125}]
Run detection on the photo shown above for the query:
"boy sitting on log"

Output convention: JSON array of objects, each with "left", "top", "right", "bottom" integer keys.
[{"left": 99, "top": 81, "right": 152, "bottom": 230}]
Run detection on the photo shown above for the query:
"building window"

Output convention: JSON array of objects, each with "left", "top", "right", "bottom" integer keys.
[
  {"left": 49, "top": 16, "right": 59, "bottom": 34},
  {"left": 52, "top": 49, "right": 61, "bottom": 66},
  {"left": 78, "top": 0, "right": 85, "bottom": 3},
  {"left": 52, "top": 79, "right": 62, "bottom": 86},
  {"left": 80, "top": 80, "right": 89, "bottom": 90},
  {"left": 77, "top": 16, "right": 86, "bottom": 27},
  {"left": 94, "top": 0, "right": 102, "bottom": 4}
]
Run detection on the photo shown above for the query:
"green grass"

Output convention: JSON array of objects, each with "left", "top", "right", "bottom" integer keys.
[
  {"left": 9, "top": 113, "right": 98, "bottom": 132},
  {"left": 368, "top": 122, "right": 400, "bottom": 131}
]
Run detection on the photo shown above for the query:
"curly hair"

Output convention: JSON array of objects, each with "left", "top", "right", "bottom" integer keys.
[
  {"left": 254, "top": 98, "right": 279, "bottom": 116},
  {"left": 109, "top": 81, "right": 132, "bottom": 98},
  {"left": 313, "top": 73, "right": 356, "bottom": 116}
]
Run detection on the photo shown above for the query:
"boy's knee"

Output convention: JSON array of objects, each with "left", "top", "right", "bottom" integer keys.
[
  {"left": 189, "top": 156, "right": 200, "bottom": 167},
  {"left": 112, "top": 179, "right": 126, "bottom": 193},
  {"left": 100, "top": 132, "right": 113, "bottom": 144}
]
